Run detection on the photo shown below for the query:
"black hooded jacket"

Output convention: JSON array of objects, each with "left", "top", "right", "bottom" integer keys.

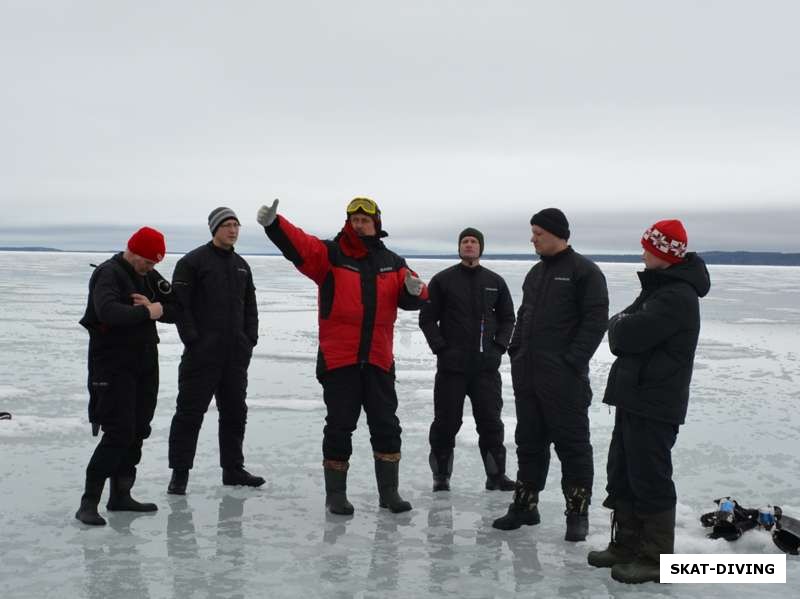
[
  {"left": 419, "top": 263, "right": 515, "bottom": 372},
  {"left": 172, "top": 242, "right": 259, "bottom": 356},
  {"left": 79, "top": 253, "right": 177, "bottom": 348},
  {"left": 602, "top": 253, "right": 711, "bottom": 424}
]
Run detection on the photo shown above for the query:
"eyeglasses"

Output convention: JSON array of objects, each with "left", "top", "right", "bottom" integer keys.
[{"left": 346, "top": 197, "right": 380, "bottom": 216}]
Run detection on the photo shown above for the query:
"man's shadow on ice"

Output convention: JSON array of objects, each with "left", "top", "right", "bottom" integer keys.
[
  {"left": 166, "top": 494, "right": 249, "bottom": 599},
  {"left": 82, "top": 512, "right": 153, "bottom": 599}
]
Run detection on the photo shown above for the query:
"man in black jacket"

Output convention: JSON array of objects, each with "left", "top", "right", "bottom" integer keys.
[
  {"left": 420, "top": 228, "right": 516, "bottom": 492},
  {"left": 167, "top": 207, "right": 264, "bottom": 494},
  {"left": 588, "top": 219, "right": 710, "bottom": 584},
  {"left": 492, "top": 208, "right": 608, "bottom": 542},
  {"left": 77, "top": 227, "right": 177, "bottom": 526}
]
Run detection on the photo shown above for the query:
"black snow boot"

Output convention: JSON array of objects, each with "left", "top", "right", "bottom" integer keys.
[
  {"left": 75, "top": 475, "right": 107, "bottom": 526},
  {"left": 324, "top": 460, "right": 354, "bottom": 516},
  {"left": 482, "top": 448, "right": 515, "bottom": 491},
  {"left": 564, "top": 485, "right": 591, "bottom": 542},
  {"left": 374, "top": 453, "right": 412, "bottom": 513},
  {"left": 492, "top": 481, "right": 541, "bottom": 530},
  {"left": 587, "top": 500, "right": 641, "bottom": 568},
  {"left": 429, "top": 451, "right": 453, "bottom": 492},
  {"left": 107, "top": 471, "right": 158, "bottom": 512},
  {"left": 167, "top": 469, "right": 189, "bottom": 495},
  {"left": 611, "top": 507, "right": 675, "bottom": 584},
  {"left": 222, "top": 467, "right": 266, "bottom": 487}
]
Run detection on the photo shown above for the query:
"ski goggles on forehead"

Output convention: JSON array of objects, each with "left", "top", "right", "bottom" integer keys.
[{"left": 346, "top": 197, "right": 380, "bottom": 215}]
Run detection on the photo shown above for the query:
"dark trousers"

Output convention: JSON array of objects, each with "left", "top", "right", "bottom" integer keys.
[
  {"left": 321, "top": 364, "right": 401, "bottom": 461},
  {"left": 428, "top": 368, "right": 505, "bottom": 457},
  {"left": 512, "top": 355, "right": 593, "bottom": 491},
  {"left": 86, "top": 345, "right": 159, "bottom": 479},
  {"left": 168, "top": 351, "right": 250, "bottom": 470},
  {"left": 605, "top": 408, "right": 679, "bottom": 514}
]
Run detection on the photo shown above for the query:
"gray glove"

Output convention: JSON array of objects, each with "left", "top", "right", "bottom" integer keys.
[
  {"left": 404, "top": 271, "right": 425, "bottom": 296},
  {"left": 257, "top": 199, "right": 279, "bottom": 227}
]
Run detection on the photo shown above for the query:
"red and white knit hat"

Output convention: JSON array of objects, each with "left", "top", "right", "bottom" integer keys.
[{"left": 641, "top": 219, "right": 687, "bottom": 264}]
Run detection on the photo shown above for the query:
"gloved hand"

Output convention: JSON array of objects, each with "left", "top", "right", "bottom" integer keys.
[
  {"left": 257, "top": 199, "right": 279, "bottom": 227},
  {"left": 404, "top": 271, "right": 425, "bottom": 296}
]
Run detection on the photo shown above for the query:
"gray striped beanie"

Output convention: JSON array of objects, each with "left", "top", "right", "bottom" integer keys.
[{"left": 208, "top": 207, "right": 239, "bottom": 235}]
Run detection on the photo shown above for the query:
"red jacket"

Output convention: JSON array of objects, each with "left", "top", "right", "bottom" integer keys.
[{"left": 265, "top": 215, "right": 428, "bottom": 375}]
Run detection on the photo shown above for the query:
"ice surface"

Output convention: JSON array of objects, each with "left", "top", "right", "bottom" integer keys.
[{"left": 1, "top": 252, "right": 798, "bottom": 597}]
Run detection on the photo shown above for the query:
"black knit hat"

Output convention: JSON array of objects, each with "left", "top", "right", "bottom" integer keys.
[
  {"left": 458, "top": 227, "right": 484, "bottom": 256},
  {"left": 531, "top": 208, "right": 570, "bottom": 240}
]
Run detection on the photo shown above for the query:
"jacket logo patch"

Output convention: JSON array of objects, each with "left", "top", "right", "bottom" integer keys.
[
  {"left": 553, "top": 277, "right": 571, "bottom": 282},
  {"left": 380, "top": 266, "right": 394, "bottom": 273},
  {"left": 237, "top": 268, "right": 248, "bottom": 274},
  {"left": 485, "top": 287, "right": 498, "bottom": 291}
]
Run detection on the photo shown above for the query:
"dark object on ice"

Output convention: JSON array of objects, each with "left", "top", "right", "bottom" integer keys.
[
  {"left": 564, "top": 485, "right": 591, "bottom": 542},
  {"left": 611, "top": 507, "right": 675, "bottom": 584},
  {"left": 588, "top": 500, "right": 641, "bottom": 568},
  {"left": 773, "top": 514, "right": 800, "bottom": 556},
  {"left": 323, "top": 461, "right": 354, "bottom": 516},
  {"left": 0, "top": 411, "right": 11, "bottom": 420},
  {"left": 374, "top": 457, "right": 412, "bottom": 513},
  {"left": 429, "top": 451, "right": 452, "bottom": 492},
  {"left": 167, "top": 469, "right": 189, "bottom": 495},
  {"left": 700, "top": 497, "right": 759, "bottom": 541}
]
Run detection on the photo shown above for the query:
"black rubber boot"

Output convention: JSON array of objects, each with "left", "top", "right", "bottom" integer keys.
[
  {"left": 588, "top": 501, "right": 641, "bottom": 568},
  {"left": 324, "top": 460, "right": 354, "bottom": 516},
  {"left": 107, "top": 471, "right": 158, "bottom": 512},
  {"left": 611, "top": 507, "right": 675, "bottom": 584},
  {"left": 482, "top": 448, "right": 515, "bottom": 491},
  {"left": 429, "top": 451, "right": 453, "bottom": 492},
  {"left": 374, "top": 454, "right": 412, "bottom": 513},
  {"left": 564, "top": 485, "right": 591, "bottom": 542},
  {"left": 492, "top": 481, "right": 541, "bottom": 530},
  {"left": 168, "top": 469, "right": 189, "bottom": 495},
  {"left": 222, "top": 467, "right": 266, "bottom": 487},
  {"left": 75, "top": 475, "right": 107, "bottom": 526}
]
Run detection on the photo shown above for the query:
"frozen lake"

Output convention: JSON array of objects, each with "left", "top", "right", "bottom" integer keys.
[{"left": 1, "top": 251, "right": 798, "bottom": 598}]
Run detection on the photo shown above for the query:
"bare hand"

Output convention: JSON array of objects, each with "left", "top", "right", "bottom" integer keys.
[
  {"left": 147, "top": 302, "right": 164, "bottom": 320},
  {"left": 131, "top": 293, "right": 151, "bottom": 306}
]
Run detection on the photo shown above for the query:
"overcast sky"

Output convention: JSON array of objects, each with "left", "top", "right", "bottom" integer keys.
[{"left": 1, "top": 0, "right": 798, "bottom": 254}]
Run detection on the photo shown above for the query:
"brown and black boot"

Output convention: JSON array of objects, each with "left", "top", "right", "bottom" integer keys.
[
  {"left": 374, "top": 453, "right": 412, "bottom": 513},
  {"left": 564, "top": 485, "right": 591, "bottom": 542},
  {"left": 323, "top": 459, "right": 354, "bottom": 515},
  {"left": 492, "top": 481, "right": 541, "bottom": 530}
]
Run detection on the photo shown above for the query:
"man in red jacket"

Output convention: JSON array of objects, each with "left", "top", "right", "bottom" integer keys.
[{"left": 257, "top": 197, "right": 427, "bottom": 515}]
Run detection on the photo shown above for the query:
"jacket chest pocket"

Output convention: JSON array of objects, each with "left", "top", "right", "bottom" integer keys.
[{"left": 482, "top": 287, "right": 498, "bottom": 314}]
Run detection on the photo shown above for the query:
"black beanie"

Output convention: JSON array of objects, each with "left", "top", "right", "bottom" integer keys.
[
  {"left": 531, "top": 208, "right": 570, "bottom": 240},
  {"left": 458, "top": 227, "right": 484, "bottom": 256}
]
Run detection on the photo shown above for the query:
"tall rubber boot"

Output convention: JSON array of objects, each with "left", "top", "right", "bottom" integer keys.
[
  {"left": 587, "top": 500, "right": 641, "bottom": 568},
  {"left": 429, "top": 451, "right": 453, "bottom": 492},
  {"left": 323, "top": 459, "right": 354, "bottom": 515},
  {"left": 107, "top": 471, "right": 158, "bottom": 512},
  {"left": 564, "top": 485, "right": 591, "bottom": 542},
  {"left": 492, "top": 481, "right": 541, "bottom": 530},
  {"left": 75, "top": 474, "right": 107, "bottom": 526},
  {"left": 482, "top": 448, "right": 515, "bottom": 491},
  {"left": 374, "top": 453, "right": 412, "bottom": 513},
  {"left": 611, "top": 507, "right": 675, "bottom": 584}
]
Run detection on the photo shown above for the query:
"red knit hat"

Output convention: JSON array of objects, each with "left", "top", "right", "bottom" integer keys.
[
  {"left": 127, "top": 227, "right": 166, "bottom": 262},
  {"left": 641, "top": 219, "right": 687, "bottom": 264}
]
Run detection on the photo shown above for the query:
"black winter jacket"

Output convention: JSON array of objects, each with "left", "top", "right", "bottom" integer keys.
[
  {"left": 420, "top": 263, "right": 515, "bottom": 372},
  {"left": 602, "top": 253, "right": 711, "bottom": 425},
  {"left": 79, "top": 253, "right": 177, "bottom": 349},
  {"left": 509, "top": 247, "right": 609, "bottom": 376},
  {"left": 172, "top": 242, "right": 259, "bottom": 356}
]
